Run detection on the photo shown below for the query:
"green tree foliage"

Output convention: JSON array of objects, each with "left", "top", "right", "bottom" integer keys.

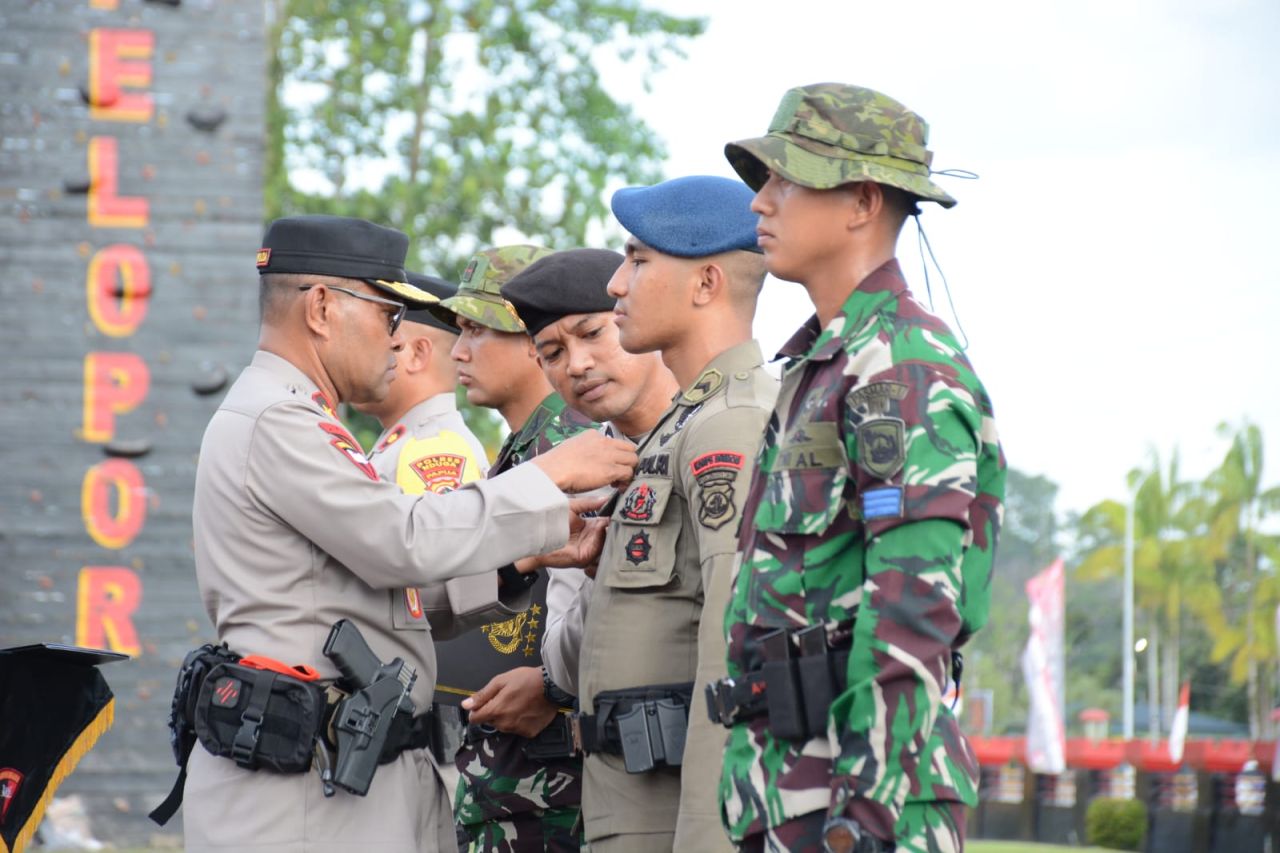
[
  {"left": 265, "top": 0, "right": 703, "bottom": 272},
  {"left": 264, "top": 0, "right": 704, "bottom": 449},
  {"left": 1074, "top": 422, "right": 1280, "bottom": 737},
  {"left": 1202, "top": 420, "right": 1280, "bottom": 735},
  {"left": 1075, "top": 451, "right": 1222, "bottom": 732}
]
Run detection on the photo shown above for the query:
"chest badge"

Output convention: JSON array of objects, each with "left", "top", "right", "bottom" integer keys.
[
  {"left": 624, "top": 530, "right": 652, "bottom": 565},
  {"left": 621, "top": 483, "right": 658, "bottom": 521}
]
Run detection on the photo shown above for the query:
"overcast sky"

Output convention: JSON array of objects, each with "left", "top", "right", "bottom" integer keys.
[{"left": 598, "top": 0, "right": 1280, "bottom": 514}]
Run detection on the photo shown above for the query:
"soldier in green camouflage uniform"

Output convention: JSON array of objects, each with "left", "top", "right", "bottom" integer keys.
[
  {"left": 711, "top": 84, "right": 1006, "bottom": 853},
  {"left": 433, "top": 246, "right": 597, "bottom": 852}
]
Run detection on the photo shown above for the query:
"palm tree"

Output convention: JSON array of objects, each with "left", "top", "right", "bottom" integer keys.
[
  {"left": 1202, "top": 421, "right": 1280, "bottom": 736},
  {"left": 1076, "top": 451, "right": 1219, "bottom": 732}
]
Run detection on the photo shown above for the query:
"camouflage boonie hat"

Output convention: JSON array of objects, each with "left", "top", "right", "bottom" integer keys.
[
  {"left": 432, "top": 244, "right": 554, "bottom": 332},
  {"left": 725, "top": 83, "right": 956, "bottom": 208}
]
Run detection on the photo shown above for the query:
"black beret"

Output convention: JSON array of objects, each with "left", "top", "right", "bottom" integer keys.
[
  {"left": 403, "top": 272, "right": 459, "bottom": 334},
  {"left": 500, "top": 249, "right": 623, "bottom": 336},
  {"left": 256, "top": 214, "right": 438, "bottom": 306}
]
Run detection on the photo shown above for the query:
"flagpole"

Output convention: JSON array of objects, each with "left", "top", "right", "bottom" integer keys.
[{"left": 1124, "top": 492, "right": 1135, "bottom": 740}]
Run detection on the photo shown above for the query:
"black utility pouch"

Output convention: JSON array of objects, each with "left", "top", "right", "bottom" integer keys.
[
  {"left": 762, "top": 658, "right": 808, "bottom": 740},
  {"left": 795, "top": 624, "right": 835, "bottom": 737},
  {"left": 194, "top": 662, "right": 325, "bottom": 773},
  {"left": 166, "top": 643, "right": 240, "bottom": 765},
  {"left": 149, "top": 643, "right": 242, "bottom": 826},
  {"left": 595, "top": 682, "right": 693, "bottom": 773}
]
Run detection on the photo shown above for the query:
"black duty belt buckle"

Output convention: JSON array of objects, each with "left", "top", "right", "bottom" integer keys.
[{"left": 705, "top": 678, "right": 735, "bottom": 725}]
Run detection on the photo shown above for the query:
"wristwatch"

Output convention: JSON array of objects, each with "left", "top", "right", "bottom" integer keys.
[{"left": 822, "top": 816, "right": 887, "bottom": 853}]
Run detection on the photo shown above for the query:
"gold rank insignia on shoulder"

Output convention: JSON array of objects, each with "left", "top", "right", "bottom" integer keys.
[{"left": 682, "top": 368, "right": 724, "bottom": 404}]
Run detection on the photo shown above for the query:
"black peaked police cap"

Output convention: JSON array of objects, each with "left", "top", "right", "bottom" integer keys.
[
  {"left": 0, "top": 644, "right": 125, "bottom": 853},
  {"left": 255, "top": 214, "right": 439, "bottom": 306},
  {"left": 500, "top": 248, "right": 623, "bottom": 336},
  {"left": 403, "top": 272, "right": 460, "bottom": 333}
]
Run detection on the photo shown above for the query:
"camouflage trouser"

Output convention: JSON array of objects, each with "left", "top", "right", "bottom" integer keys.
[
  {"left": 738, "top": 801, "right": 966, "bottom": 853},
  {"left": 458, "top": 806, "right": 582, "bottom": 853},
  {"left": 454, "top": 728, "right": 584, "bottom": 853}
]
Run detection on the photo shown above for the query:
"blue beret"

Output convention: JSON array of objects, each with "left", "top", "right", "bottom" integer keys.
[{"left": 610, "top": 175, "right": 762, "bottom": 259}]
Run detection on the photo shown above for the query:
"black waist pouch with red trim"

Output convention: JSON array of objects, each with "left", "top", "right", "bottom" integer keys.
[{"left": 193, "top": 661, "right": 326, "bottom": 774}]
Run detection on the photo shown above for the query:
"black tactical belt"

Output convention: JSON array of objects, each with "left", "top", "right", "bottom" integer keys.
[
  {"left": 378, "top": 709, "right": 435, "bottom": 763},
  {"left": 462, "top": 713, "right": 577, "bottom": 762},
  {"left": 706, "top": 625, "right": 851, "bottom": 741},
  {"left": 570, "top": 681, "right": 693, "bottom": 773}
]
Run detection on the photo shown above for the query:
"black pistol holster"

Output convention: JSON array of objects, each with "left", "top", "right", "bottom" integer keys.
[{"left": 571, "top": 681, "right": 693, "bottom": 774}]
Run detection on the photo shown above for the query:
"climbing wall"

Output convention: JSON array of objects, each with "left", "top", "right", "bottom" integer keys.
[{"left": 0, "top": 0, "right": 264, "bottom": 842}]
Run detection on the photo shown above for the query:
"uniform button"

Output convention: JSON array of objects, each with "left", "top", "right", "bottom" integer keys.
[{"left": 735, "top": 371, "right": 749, "bottom": 380}]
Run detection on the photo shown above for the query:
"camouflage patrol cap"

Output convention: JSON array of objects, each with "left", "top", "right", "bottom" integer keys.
[
  {"left": 725, "top": 83, "right": 956, "bottom": 208},
  {"left": 431, "top": 244, "right": 553, "bottom": 332}
]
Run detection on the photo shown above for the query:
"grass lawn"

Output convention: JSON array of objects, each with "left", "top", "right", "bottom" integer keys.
[{"left": 969, "top": 843, "right": 1108, "bottom": 853}]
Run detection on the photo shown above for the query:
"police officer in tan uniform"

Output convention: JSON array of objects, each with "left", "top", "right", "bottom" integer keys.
[
  {"left": 184, "top": 216, "right": 636, "bottom": 853},
  {"left": 506, "top": 179, "right": 777, "bottom": 852},
  {"left": 355, "top": 271, "right": 520, "bottom": 637}
]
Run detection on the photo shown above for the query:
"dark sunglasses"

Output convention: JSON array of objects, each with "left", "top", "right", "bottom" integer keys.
[{"left": 298, "top": 284, "right": 407, "bottom": 336}]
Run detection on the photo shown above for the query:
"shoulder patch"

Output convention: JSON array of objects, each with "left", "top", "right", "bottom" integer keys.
[
  {"left": 682, "top": 368, "right": 724, "bottom": 404},
  {"left": 862, "top": 486, "right": 904, "bottom": 520},
  {"left": 408, "top": 453, "right": 468, "bottom": 494},
  {"left": 318, "top": 421, "right": 378, "bottom": 481},
  {"left": 847, "top": 381, "right": 909, "bottom": 415},
  {"left": 690, "top": 451, "right": 745, "bottom": 477},
  {"left": 691, "top": 451, "right": 746, "bottom": 530},
  {"left": 857, "top": 418, "right": 905, "bottom": 480}
]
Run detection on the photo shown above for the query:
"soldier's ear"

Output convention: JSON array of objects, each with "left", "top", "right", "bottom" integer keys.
[
  {"left": 693, "top": 260, "right": 725, "bottom": 308},
  {"left": 846, "top": 182, "right": 883, "bottom": 230},
  {"left": 407, "top": 335, "right": 432, "bottom": 373},
  {"left": 301, "top": 285, "right": 333, "bottom": 341}
]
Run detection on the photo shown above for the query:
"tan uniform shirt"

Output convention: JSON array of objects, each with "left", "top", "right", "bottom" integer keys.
[
  {"left": 366, "top": 392, "right": 531, "bottom": 634},
  {"left": 577, "top": 341, "right": 777, "bottom": 849},
  {"left": 184, "top": 351, "right": 568, "bottom": 853}
]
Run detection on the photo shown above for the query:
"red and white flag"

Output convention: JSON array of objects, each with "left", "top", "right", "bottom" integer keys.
[
  {"left": 1022, "top": 559, "right": 1066, "bottom": 774},
  {"left": 1169, "top": 681, "right": 1190, "bottom": 764}
]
